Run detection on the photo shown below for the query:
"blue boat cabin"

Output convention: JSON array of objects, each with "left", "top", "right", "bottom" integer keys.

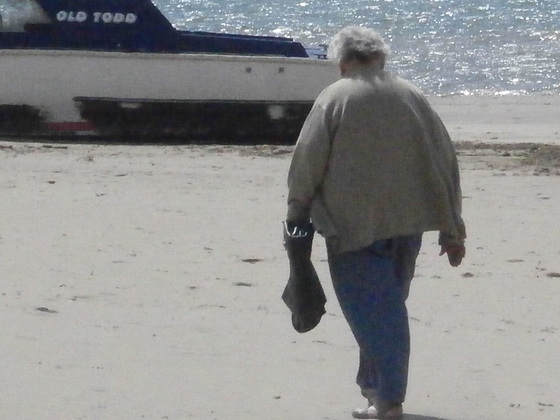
[{"left": 0, "top": 0, "right": 309, "bottom": 57}]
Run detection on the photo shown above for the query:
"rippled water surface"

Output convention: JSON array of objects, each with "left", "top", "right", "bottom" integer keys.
[
  {"left": 153, "top": 0, "right": 560, "bottom": 95},
  {"left": 1, "top": 0, "right": 557, "bottom": 95}
]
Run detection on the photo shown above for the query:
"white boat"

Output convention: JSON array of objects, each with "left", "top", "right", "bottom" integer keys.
[{"left": 0, "top": 0, "right": 338, "bottom": 143}]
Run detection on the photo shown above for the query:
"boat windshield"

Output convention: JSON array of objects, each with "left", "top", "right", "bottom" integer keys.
[{"left": 0, "top": 0, "right": 51, "bottom": 32}]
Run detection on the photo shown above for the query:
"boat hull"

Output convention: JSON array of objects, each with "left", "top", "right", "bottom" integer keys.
[{"left": 0, "top": 49, "right": 338, "bottom": 144}]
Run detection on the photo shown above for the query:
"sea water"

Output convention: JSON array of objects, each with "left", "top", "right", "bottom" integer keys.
[
  {"left": 153, "top": 0, "right": 559, "bottom": 96},
  {"left": 1, "top": 0, "right": 557, "bottom": 96}
]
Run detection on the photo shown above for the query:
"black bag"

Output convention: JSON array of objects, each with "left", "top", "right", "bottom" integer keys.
[{"left": 282, "top": 222, "right": 327, "bottom": 333}]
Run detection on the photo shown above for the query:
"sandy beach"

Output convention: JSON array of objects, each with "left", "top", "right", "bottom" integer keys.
[{"left": 1, "top": 94, "right": 559, "bottom": 420}]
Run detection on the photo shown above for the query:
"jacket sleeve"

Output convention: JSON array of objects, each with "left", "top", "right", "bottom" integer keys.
[
  {"left": 286, "top": 103, "right": 333, "bottom": 222},
  {"left": 432, "top": 111, "right": 467, "bottom": 246}
]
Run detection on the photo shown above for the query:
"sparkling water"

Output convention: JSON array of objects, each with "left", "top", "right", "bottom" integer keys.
[
  {"left": 2, "top": 0, "right": 558, "bottom": 95},
  {"left": 154, "top": 0, "right": 560, "bottom": 96}
]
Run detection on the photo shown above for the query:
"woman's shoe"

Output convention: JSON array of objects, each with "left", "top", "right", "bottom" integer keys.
[{"left": 352, "top": 402, "right": 403, "bottom": 419}]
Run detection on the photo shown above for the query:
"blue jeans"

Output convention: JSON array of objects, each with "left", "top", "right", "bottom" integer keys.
[{"left": 327, "top": 235, "right": 422, "bottom": 404}]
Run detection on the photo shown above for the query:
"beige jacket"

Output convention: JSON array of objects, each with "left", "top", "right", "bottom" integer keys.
[{"left": 287, "top": 66, "right": 466, "bottom": 253}]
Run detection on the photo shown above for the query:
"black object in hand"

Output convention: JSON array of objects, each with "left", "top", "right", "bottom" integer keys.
[{"left": 282, "top": 222, "right": 327, "bottom": 333}]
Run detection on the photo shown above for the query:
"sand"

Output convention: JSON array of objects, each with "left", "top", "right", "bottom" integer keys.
[{"left": 0, "top": 94, "right": 559, "bottom": 420}]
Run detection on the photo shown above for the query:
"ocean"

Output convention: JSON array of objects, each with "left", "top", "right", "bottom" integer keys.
[{"left": 153, "top": 0, "right": 559, "bottom": 96}]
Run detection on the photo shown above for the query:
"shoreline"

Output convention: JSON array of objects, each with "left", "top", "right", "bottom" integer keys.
[{"left": 427, "top": 94, "right": 560, "bottom": 145}]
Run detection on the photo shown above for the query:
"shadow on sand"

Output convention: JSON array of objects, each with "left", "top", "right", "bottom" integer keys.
[{"left": 329, "top": 411, "right": 451, "bottom": 420}]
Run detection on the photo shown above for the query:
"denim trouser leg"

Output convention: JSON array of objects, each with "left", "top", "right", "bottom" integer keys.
[{"left": 327, "top": 235, "right": 422, "bottom": 404}]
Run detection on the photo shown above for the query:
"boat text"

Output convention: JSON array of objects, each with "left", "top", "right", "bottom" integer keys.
[{"left": 56, "top": 11, "right": 138, "bottom": 24}]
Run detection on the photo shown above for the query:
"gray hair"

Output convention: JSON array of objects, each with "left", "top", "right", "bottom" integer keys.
[{"left": 327, "top": 26, "right": 390, "bottom": 64}]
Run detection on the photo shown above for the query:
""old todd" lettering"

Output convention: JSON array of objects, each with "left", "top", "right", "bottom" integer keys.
[{"left": 56, "top": 11, "right": 137, "bottom": 24}]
